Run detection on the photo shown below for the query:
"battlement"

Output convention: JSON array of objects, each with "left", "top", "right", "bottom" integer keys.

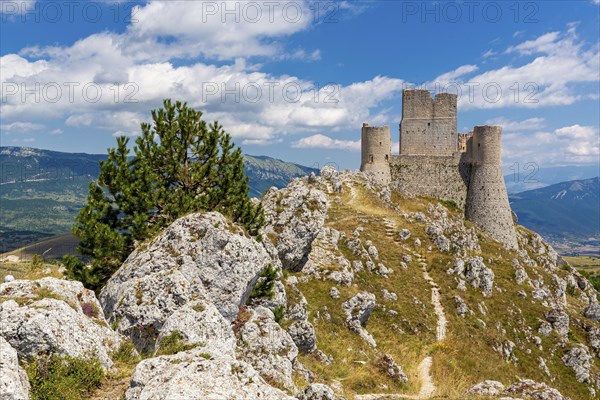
[
  {"left": 401, "top": 90, "right": 457, "bottom": 119},
  {"left": 399, "top": 90, "right": 457, "bottom": 156}
]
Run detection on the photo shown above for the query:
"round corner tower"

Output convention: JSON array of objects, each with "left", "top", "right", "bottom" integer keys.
[
  {"left": 466, "top": 126, "right": 518, "bottom": 249},
  {"left": 360, "top": 123, "right": 391, "bottom": 184}
]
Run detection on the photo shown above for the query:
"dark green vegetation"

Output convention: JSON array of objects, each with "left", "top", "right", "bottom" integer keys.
[
  {"left": 155, "top": 330, "right": 199, "bottom": 356},
  {"left": 509, "top": 177, "right": 600, "bottom": 256},
  {"left": 0, "top": 148, "right": 316, "bottom": 254},
  {"left": 249, "top": 263, "right": 278, "bottom": 300},
  {"left": 65, "top": 100, "right": 265, "bottom": 290},
  {"left": 26, "top": 354, "right": 105, "bottom": 400}
]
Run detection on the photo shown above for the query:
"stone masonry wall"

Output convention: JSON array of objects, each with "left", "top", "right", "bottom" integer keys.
[
  {"left": 399, "top": 90, "right": 457, "bottom": 156},
  {"left": 360, "top": 124, "right": 391, "bottom": 184},
  {"left": 389, "top": 154, "right": 470, "bottom": 209}
]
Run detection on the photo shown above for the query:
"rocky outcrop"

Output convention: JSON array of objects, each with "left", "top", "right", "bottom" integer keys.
[
  {"left": 377, "top": 354, "right": 408, "bottom": 384},
  {"left": 287, "top": 320, "right": 317, "bottom": 353},
  {"left": 583, "top": 302, "right": 600, "bottom": 322},
  {"left": 262, "top": 179, "right": 328, "bottom": 271},
  {"left": 155, "top": 300, "right": 235, "bottom": 357},
  {"left": 466, "top": 380, "right": 505, "bottom": 396},
  {"left": 236, "top": 307, "right": 298, "bottom": 391},
  {"left": 0, "top": 337, "right": 30, "bottom": 400},
  {"left": 125, "top": 349, "right": 294, "bottom": 400},
  {"left": 448, "top": 257, "right": 494, "bottom": 297},
  {"left": 342, "top": 292, "right": 377, "bottom": 347},
  {"left": 503, "top": 379, "right": 570, "bottom": 400},
  {"left": 100, "top": 212, "right": 271, "bottom": 349},
  {"left": 0, "top": 278, "right": 119, "bottom": 370},
  {"left": 545, "top": 308, "right": 570, "bottom": 336},
  {"left": 296, "top": 383, "right": 336, "bottom": 400},
  {"left": 562, "top": 344, "right": 592, "bottom": 383}
]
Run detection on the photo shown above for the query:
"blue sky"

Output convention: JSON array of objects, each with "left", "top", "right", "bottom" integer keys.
[{"left": 1, "top": 0, "right": 599, "bottom": 172}]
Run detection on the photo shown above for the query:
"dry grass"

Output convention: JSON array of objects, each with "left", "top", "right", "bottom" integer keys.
[{"left": 291, "top": 178, "right": 599, "bottom": 400}]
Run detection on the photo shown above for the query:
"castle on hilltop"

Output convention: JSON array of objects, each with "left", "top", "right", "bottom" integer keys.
[{"left": 360, "top": 89, "right": 518, "bottom": 249}]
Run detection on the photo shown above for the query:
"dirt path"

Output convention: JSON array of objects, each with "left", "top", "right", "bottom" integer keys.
[{"left": 356, "top": 251, "right": 447, "bottom": 400}]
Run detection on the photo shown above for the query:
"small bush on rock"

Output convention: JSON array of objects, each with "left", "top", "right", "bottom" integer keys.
[
  {"left": 249, "top": 264, "right": 278, "bottom": 300},
  {"left": 156, "top": 331, "right": 199, "bottom": 356},
  {"left": 26, "top": 353, "right": 104, "bottom": 400}
]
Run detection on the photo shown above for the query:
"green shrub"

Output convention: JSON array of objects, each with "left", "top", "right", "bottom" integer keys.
[
  {"left": 26, "top": 354, "right": 104, "bottom": 400},
  {"left": 111, "top": 340, "right": 140, "bottom": 365},
  {"left": 249, "top": 264, "right": 278, "bottom": 300},
  {"left": 440, "top": 199, "right": 459, "bottom": 210},
  {"left": 155, "top": 331, "right": 199, "bottom": 356},
  {"left": 273, "top": 305, "right": 285, "bottom": 325}
]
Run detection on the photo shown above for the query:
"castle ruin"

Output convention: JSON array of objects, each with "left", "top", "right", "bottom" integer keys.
[{"left": 360, "top": 89, "right": 518, "bottom": 249}]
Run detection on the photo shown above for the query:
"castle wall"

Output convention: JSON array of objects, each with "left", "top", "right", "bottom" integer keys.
[
  {"left": 399, "top": 90, "right": 457, "bottom": 156},
  {"left": 360, "top": 124, "right": 391, "bottom": 184},
  {"left": 389, "top": 154, "right": 470, "bottom": 209},
  {"left": 465, "top": 126, "right": 518, "bottom": 249}
]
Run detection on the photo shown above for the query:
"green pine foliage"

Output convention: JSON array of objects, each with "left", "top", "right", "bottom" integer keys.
[
  {"left": 249, "top": 264, "right": 278, "bottom": 300},
  {"left": 66, "top": 99, "right": 265, "bottom": 290}
]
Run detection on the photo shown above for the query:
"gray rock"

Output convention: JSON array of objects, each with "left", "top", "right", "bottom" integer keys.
[
  {"left": 455, "top": 257, "right": 494, "bottom": 297},
  {"left": 342, "top": 291, "right": 376, "bottom": 326},
  {"left": 495, "top": 340, "right": 516, "bottom": 362},
  {"left": 262, "top": 180, "right": 328, "bottom": 271},
  {"left": 236, "top": 307, "right": 298, "bottom": 391},
  {"left": 398, "top": 229, "right": 411, "bottom": 241},
  {"left": 125, "top": 350, "right": 294, "bottom": 400},
  {"left": 155, "top": 300, "right": 235, "bottom": 357},
  {"left": 100, "top": 212, "right": 270, "bottom": 350},
  {"left": 587, "top": 326, "right": 600, "bottom": 357},
  {"left": 503, "top": 379, "right": 569, "bottom": 400},
  {"left": 545, "top": 309, "right": 570, "bottom": 336},
  {"left": 562, "top": 344, "right": 592, "bottom": 383},
  {"left": 287, "top": 320, "right": 317, "bottom": 353},
  {"left": 0, "top": 337, "right": 30, "bottom": 400},
  {"left": 434, "top": 235, "right": 451, "bottom": 252},
  {"left": 329, "top": 287, "right": 340, "bottom": 299},
  {"left": 454, "top": 295, "right": 470, "bottom": 316},
  {"left": 466, "top": 380, "right": 505, "bottom": 396},
  {"left": 0, "top": 278, "right": 119, "bottom": 370},
  {"left": 381, "top": 289, "right": 398, "bottom": 302},
  {"left": 538, "top": 320, "right": 553, "bottom": 337},
  {"left": 377, "top": 354, "right": 408, "bottom": 384},
  {"left": 296, "top": 383, "right": 336, "bottom": 400},
  {"left": 583, "top": 302, "right": 600, "bottom": 322}
]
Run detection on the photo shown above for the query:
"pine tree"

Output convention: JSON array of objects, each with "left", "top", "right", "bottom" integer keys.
[{"left": 65, "top": 99, "right": 265, "bottom": 290}]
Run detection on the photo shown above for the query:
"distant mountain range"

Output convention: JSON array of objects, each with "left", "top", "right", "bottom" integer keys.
[
  {"left": 504, "top": 164, "right": 600, "bottom": 193},
  {"left": 0, "top": 146, "right": 317, "bottom": 253},
  {"left": 509, "top": 177, "right": 600, "bottom": 256}
]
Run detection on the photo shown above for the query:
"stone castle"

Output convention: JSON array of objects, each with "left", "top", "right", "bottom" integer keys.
[{"left": 360, "top": 89, "right": 518, "bottom": 249}]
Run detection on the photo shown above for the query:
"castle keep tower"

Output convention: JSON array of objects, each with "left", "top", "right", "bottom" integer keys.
[
  {"left": 361, "top": 89, "right": 519, "bottom": 250},
  {"left": 360, "top": 123, "right": 391, "bottom": 184},
  {"left": 399, "top": 90, "right": 457, "bottom": 156},
  {"left": 466, "top": 126, "right": 518, "bottom": 249}
]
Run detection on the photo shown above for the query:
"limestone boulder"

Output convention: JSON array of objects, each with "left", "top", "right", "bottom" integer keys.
[
  {"left": 503, "top": 379, "right": 570, "bottom": 400},
  {"left": 0, "top": 337, "right": 30, "bottom": 400},
  {"left": 287, "top": 320, "right": 317, "bottom": 353},
  {"left": 583, "top": 302, "right": 600, "bottom": 322},
  {"left": 262, "top": 179, "right": 328, "bottom": 271},
  {"left": 100, "top": 212, "right": 271, "bottom": 349},
  {"left": 125, "top": 350, "right": 294, "bottom": 400},
  {"left": 0, "top": 278, "right": 119, "bottom": 370},
  {"left": 155, "top": 300, "right": 235, "bottom": 357},
  {"left": 296, "top": 383, "right": 336, "bottom": 400},
  {"left": 235, "top": 307, "right": 299, "bottom": 391},
  {"left": 466, "top": 380, "right": 505, "bottom": 396},
  {"left": 545, "top": 308, "right": 570, "bottom": 336},
  {"left": 562, "top": 344, "right": 592, "bottom": 383}
]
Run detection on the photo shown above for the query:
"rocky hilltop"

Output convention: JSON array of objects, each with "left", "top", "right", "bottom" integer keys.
[{"left": 1, "top": 168, "right": 599, "bottom": 400}]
